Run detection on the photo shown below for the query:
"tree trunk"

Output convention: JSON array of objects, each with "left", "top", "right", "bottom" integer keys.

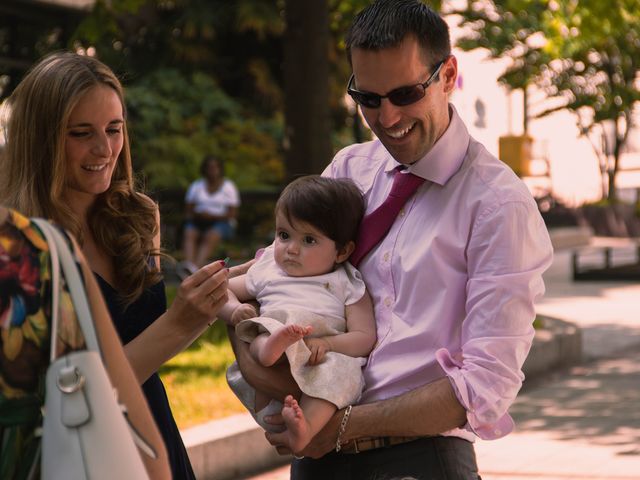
[
  {"left": 607, "top": 117, "right": 624, "bottom": 203},
  {"left": 283, "top": 0, "right": 331, "bottom": 181}
]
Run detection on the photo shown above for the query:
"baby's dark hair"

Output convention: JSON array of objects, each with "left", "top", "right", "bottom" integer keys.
[{"left": 275, "top": 175, "right": 365, "bottom": 250}]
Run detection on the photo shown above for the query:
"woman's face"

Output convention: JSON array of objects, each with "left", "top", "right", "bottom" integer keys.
[
  {"left": 64, "top": 85, "right": 124, "bottom": 201},
  {"left": 205, "top": 159, "right": 221, "bottom": 181}
]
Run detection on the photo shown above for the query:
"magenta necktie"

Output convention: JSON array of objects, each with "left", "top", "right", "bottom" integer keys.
[{"left": 350, "top": 168, "right": 425, "bottom": 267}]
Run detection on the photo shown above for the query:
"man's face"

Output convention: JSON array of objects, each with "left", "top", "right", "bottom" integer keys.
[{"left": 350, "top": 35, "right": 456, "bottom": 165}]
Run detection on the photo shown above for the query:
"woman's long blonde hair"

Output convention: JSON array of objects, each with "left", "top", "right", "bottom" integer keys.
[{"left": 0, "top": 51, "right": 161, "bottom": 305}]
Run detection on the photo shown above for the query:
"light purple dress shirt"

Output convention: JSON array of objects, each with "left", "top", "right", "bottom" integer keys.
[{"left": 322, "top": 105, "right": 553, "bottom": 441}]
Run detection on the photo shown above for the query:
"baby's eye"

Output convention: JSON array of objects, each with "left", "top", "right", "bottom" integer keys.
[
  {"left": 277, "top": 231, "right": 289, "bottom": 240},
  {"left": 303, "top": 236, "right": 317, "bottom": 245}
]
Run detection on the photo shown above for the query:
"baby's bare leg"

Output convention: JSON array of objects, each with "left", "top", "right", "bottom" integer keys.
[
  {"left": 281, "top": 394, "right": 336, "bottom": 453},
  {"left": 250, "top": 325, "right": 312, "bottom": 367}
]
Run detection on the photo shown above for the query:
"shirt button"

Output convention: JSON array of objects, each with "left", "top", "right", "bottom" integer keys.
[
  {"left": 383, "top": 252, "right": 390, "bottom": 262},
  {"left": 384, "top": 297, "right": 393, "bottom": 307},
  {"left": 399, "top": 208, "right": 405, "bottom": 217}
]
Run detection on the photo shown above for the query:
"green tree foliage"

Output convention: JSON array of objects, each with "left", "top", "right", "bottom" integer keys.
[
  {"left": 72, "top": 0, "right": 287, "bottom": 191},
  {"left": 125, "top": 69, "right": 283, "bottom": 190},
  {"left": 455, "top": 0, "right": 640, "bottom": 201}
]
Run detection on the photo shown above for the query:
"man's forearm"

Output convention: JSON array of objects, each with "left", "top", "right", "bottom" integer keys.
[{"left": 345, "top": 377, "right": 466, "bottom": 441}]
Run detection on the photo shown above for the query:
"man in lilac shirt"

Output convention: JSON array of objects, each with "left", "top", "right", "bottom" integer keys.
[{"left": 230, "top": 1, "right": 553, "bottom": 478}]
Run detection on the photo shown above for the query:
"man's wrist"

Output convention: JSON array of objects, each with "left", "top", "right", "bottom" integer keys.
[{"left": 335, "top": 405, "right": 353, "bottom": 452}]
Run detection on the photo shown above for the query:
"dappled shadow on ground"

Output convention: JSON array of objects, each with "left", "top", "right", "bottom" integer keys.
[
  {"left": 579, "top": 323, "right": 640, "bottom": 360},
  {"left": 512, "top": 349, "right": 640, "bottom": 457}
]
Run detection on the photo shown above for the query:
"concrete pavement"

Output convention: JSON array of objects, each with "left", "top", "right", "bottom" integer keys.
[{"left": 242, "top": 244, "right": 640, "bottom": 480}]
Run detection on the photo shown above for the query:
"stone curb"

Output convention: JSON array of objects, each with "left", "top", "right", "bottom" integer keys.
[
  {"left": 547, "top": 226, "right": 592, "bottom": 251},
  {"left": 522, "top": 315, "right": 582, "bottom": 378},
  {"left": 184, "top": 315, "right": 582, "bottom": 480}
]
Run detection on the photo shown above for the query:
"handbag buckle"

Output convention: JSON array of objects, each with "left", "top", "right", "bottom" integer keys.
[{"left": 56, "top": 366, "right": 85, "bottom": 394}]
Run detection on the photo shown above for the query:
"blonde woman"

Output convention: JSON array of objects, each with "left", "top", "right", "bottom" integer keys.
[{"left": 0, "top": 52, "right": 229, "bottom": 479}]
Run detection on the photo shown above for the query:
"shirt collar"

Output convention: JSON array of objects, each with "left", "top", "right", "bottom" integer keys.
[{"left": 395, "top": 104, "right": 469, "bottom": 186}]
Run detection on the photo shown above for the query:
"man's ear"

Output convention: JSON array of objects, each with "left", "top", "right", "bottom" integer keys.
[
  {"left": 442, "top": 55, "right": 458, "bottom": 95},
  {"left": 336, "top": 241, "right": 355, "bottom": 264}
]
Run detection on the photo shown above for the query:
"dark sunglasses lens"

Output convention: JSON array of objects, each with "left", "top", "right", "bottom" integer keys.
[
  {"left": 351, "top": 91, "right": 381, "bottom": 108},
  {"left": 388, "top": 85, "right": 425, "bottom": 106}
]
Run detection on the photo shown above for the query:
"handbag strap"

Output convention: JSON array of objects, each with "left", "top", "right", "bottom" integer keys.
[
  {"left": 40, "top": 218, "right": 61, "bottom": 364},
  {"left": 32, "top": 218, "right": 101, "bottom": 358}
]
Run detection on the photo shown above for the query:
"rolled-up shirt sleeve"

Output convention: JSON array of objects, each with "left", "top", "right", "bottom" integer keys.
[{"left": 437, "top": 199, "right": 553, "bottom": 439}]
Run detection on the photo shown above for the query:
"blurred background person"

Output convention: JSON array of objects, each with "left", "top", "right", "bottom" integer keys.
[{"left": 181, "top": 155, "right": 240, "bottom": 275}]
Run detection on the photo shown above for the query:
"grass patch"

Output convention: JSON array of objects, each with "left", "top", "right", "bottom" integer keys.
[{"left": 159, "top": 286, "right": 245, "bottom": 429}]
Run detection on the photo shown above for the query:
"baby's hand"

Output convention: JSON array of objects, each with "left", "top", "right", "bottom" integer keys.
[
  {"left": 230, "top": 303, "right": 258, "bottom": 326},
  {"left": 304, "top": 337, "right": 331, "bottom": 365}
]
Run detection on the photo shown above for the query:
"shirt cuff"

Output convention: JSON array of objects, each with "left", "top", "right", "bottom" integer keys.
[{"left": 436, "top": 348, "right": 515, "bottom": 440}]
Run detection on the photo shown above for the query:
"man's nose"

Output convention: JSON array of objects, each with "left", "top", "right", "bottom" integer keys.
[{"left": 377, "top": 99, "right": 402, "bottom": 129}]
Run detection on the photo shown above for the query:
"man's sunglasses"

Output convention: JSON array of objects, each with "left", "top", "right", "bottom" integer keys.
[{"left": 347, "top": 59, "right": 446, "bottom": 109}]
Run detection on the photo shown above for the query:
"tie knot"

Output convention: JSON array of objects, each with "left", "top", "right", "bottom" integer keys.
[{"left": 389, "top": 168, "right": 425, "bottom": 199}]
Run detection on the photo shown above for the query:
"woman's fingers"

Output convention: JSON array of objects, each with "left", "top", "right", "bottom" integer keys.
[
  {"left": 176, "top": 260, "right": 228, "bottom": 316},
  {"left": 191, "top": 259, "right": 226, "bottom": 285}
]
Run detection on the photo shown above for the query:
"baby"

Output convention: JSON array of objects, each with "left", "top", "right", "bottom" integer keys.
[{"left": 222, "top": 175, "right": 376, "bottom": 452}]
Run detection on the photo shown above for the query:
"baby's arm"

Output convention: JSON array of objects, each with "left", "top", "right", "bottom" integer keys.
[
  {"left": 305, "top": 289, "right": 376, "bottom": 365},
  {"left": 218, "top": 275, "right": 258, "bottom": 326}
]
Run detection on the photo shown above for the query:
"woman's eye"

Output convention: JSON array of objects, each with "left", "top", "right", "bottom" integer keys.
[
  {"left": 68, "top": 131, "right": 89, "bottom": 138},
  {"left": 107, "top": 128, "right": 122, "bottom": 136}
]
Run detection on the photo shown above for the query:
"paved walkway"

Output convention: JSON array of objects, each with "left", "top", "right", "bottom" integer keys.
[{"left": 245, "top": 247, "right": 640, "bottom": 479}]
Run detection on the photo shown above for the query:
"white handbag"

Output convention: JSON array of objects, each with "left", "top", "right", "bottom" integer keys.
[{"left": 33, "top": 219, "right": 154, "bottom": 480}]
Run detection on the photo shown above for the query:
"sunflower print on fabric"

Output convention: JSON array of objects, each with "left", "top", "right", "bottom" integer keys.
[{"left": 0, "top": 209, "right": 86, "bottom": 479}]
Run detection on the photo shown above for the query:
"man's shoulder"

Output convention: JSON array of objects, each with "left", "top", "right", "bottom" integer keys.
[
  {"left": 465, "top": 138, "right": 534, "bottom": 201},
  {"left": 329, "top": 140, "right": 391, "bottom": 180}
]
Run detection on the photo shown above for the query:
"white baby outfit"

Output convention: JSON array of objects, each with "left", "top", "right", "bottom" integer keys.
[{"left": 234, "top": 244, "right": 367, "bottom": 410}]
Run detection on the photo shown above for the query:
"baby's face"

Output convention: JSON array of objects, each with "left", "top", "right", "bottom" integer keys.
[{"left": 273, "top": 211, "right": 339, "bottom": 277}]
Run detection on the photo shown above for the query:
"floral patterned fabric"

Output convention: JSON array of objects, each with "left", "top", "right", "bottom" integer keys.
[{"left": 0, "top": 209, "right": 85, "bottom": 480}]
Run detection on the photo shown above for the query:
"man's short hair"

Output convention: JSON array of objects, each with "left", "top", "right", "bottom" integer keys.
[{"left": 346, "top": 0, "right": 451, "bottom": 68}]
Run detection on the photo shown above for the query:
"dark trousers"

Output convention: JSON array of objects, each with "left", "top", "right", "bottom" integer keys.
[{"left": 291, "top": 436, "right": 482, "bottom": 480}]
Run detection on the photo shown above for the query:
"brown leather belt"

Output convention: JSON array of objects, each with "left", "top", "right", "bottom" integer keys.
[{"left": 338, "top": 435, "right": 425, "bottom": 454}]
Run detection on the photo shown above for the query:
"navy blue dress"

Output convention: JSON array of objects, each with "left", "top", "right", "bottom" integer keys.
[{"left": 95, "top": 275, "right": 196, "bottom": 480}]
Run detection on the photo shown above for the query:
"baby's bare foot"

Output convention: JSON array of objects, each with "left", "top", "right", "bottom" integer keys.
[
  {"left": 259, "top": 324, "right": 312, "bottom": 366},
  {"left": 282, "top": 395, "right": 312, "bottom": 452}
]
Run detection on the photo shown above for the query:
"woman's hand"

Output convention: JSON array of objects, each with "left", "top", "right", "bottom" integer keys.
[{"left": 170, "top": 260, "right": 229, "bottom": 327}]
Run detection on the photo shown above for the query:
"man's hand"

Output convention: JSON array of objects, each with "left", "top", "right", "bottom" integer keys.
[
  {"left": 231, "top": 303, "right": 258, "bottom": 326},
  {"left": 304, "top": 337, "right": 332, "bottom": 365}
]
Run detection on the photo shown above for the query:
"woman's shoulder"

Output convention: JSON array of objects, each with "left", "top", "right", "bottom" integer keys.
[{"left": 132, "top": 193, "right": 160, "bottom": 219}]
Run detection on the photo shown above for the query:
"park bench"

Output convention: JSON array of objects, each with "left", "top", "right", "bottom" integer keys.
[{"left": 572, "top": 203, "right": 640, "bottom": 281}]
